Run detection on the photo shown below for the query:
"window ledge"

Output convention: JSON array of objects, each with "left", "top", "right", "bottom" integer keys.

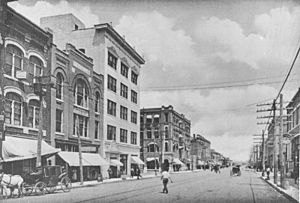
[
  {"left": 4, "top": 74, "right": 30, "bottom": 86},
  {"left": 55, "top": 132, "right": 65, "bottom": 136},
  {"left": 95, "top": 112, "right": 100, "bottom": 116},
  {"left": 72, "top": 135, "right": 90, "bottom": 140},
  {"left": 56, "top": 98, "right": 64, "bottom": 103},
  {"left": 73, "top": 104, "right": 89, "bottom": 111}
]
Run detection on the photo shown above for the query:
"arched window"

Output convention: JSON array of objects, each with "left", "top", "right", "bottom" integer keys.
[
  {"left": 74, "top": 79, "right": 89, "bottom": 108},
  {"left": 95, "top": 92, "right": 100, "bottom": 112},
  {"left": 5, "top": 45, "right": 23, "bottom": 77},
  {"left": 5, "top": 92, "right": 22, "bottom": 125},
  {"left": 28, "top": 99, "right": 40, "bottom": 128},
  {"left": 147, "top": 143, "right": 159, "bottom": 152},
  {"left": 56, "top": 73, "right": 64, "bottom": 100},
  {"left": 29, "top": 56, "right": 43, "bottom": 82}
]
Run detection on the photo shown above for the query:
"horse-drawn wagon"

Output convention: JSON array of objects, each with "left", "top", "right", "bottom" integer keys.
[{"left": 22, "top": 165, "right": 72, "bottom": 196}]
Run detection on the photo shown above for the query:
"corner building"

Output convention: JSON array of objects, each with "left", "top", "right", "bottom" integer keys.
[{"left": 41, "top": 14, "right": 145, "bottom": 177}]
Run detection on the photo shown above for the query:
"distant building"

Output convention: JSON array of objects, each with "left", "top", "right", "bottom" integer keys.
[
  {"left": 286, "top": 88, "right": 300, "bottom": 179},
  {"left": 41, "top": 14, "right": 145, "bottom": 177},
  {"left": 140, "top": 105, "right": 191, "bottom": 172},
  {"left": 190, "top": 134, "right": 211, "bottom": 169}
]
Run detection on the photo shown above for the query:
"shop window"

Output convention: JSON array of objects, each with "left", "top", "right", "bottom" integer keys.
[
  {"left": 4, "top": 44, "right": 23, "bottom": 78},
  {"left": 5, "top": 92, "right": 22, "bottom": 126},
  {"left": 56, "top": 73, "right": 64, "bottom": 100}
]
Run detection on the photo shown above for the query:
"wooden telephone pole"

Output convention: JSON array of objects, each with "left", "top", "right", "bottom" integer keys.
[{"left": 76, "top": 117, "right": 84, "bottom": 185}]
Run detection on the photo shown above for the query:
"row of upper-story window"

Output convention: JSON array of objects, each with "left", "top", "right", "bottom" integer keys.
[
  {"left": 107, "top": 99, "right": 138, "bottom": 124},
  {"left": 287, "top": 105, "right": 300, "bottom": 131},
  {"left": 56, "top": 73, "right": 102, "bottom": 113},
  {"left": 107, "top": 74, "right": 138, "bottom": 104},
  {"left": 141, "top": 126, "right": 169, "bottom": 139},
  {"left": 4, "top": 44, "right": 45, "bottom": 82},
  {"left": 108, "top": 51, "right": 138, "bottom": 85},
  {"left": 146, "top": 142, "right": 180, "bottom": 153},
  {"left": 4, "top": 92, "right": 41, "bottom": 129},
  {"left": 55, "top": 109, "right": 100, "bottom": 140},
  {"left": 107, "top": 124, "right": 137, "bottom": 145}
]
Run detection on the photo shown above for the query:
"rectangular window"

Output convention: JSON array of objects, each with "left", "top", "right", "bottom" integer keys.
[
  {"left": 131, "top": 90, "right": 137, "bottom": 104},
  {"left": 73, "top": 114, "right": 88, "bottom": 137},
  {"left": 154, "top": 128, "right": 159, "bottom": 138},
  {"left": 107, "top": 100, "right": 116, "bottom": 116},
  {"left": 131, "top": 71, "right": 138, "bottom": 85},
  {"left": 147, "top": 128, "right": 152, "bottom": 139},
  {"left": 131, "top": 111, "right": 137, "bottom": 124},
  {"left": 28, "top": 106, "right": 39, "bottom": 128},
  {"left": 131, "top": 131, "right": 137, "bottom": 145},
  {"left": 108, "top": 52, "right": 117, "bottom": 69},
  {"left": 120, "top": 128, "right": 128, "bottom": 143},
  {"left": 121, "top": 63, "right": 129, "bottom": 78},
  {"left": 56, "top": 109, "right": 63, "bottom": 133},
  {"left": 120, "top": 83, "right": 128, "bottom": 99},
  {"left": 120, "top": 105, "right": 128, "bottom": 120},
  {"left": 95, "top": 121, "right": 99, "bottom": 139},
  {"left": 107, "top": 75, "right": 117, "bottom": 92},
  {"left": 107, "top": 125, "right": 116, "bottom": 140}
]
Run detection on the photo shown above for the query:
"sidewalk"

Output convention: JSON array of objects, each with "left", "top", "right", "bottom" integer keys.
[
  {"left": 260, "top": 172, "right": 299, "bottom": 202},
  {"left": 71, "top": 169, "right": 203, "bottom": 189}
]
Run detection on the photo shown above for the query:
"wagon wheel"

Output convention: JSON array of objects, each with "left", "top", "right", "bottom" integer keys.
[
  {"left": 34, "top": 181, "right": 46, "bottom": 195},
  {"left": 61, "top": 176, "right": 72, "bottom": 192},
  {"left": 22, "top": 183, "right": 34, "bottom": 196}
]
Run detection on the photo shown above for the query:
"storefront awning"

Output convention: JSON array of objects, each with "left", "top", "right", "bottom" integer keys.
[
  {"left": 58, "top": 151, "right": 109, "bottom": 167},
  {"left": 1, "top": 136, "right": 60, "bottom": 162},
  {"left": 146, "top": 157, "right": 159, "bottom": 162},
  {"left": 172, "top": 158, "right": 185, "bottom": 165},
  {"left": 131, "top": 156, "right": 145, "bottom": 165},
  {"left": 110, "top": 159, "right": 123, "bottom": 166}
]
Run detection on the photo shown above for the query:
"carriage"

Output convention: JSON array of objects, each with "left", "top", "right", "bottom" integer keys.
[
  {"left": 22, "top": 165, "right": 72, "bottom": 195},
  {"left": 230, "top": 165, "right": 241, "bottom": 176}
]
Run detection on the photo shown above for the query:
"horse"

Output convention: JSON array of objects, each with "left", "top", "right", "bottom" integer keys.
[{"left": 0, "top": 173, "right": 24, "bottom": 198}]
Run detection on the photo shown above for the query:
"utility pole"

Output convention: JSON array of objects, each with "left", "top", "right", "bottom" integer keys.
[
  {"left": 279, "top": 94, "right": 284, "bottom": 187},
  {"left": 273, "top": 99, "right": 278, "bottom": 185},
  {"left": 76, "top": 117, "right": 84, "bottom": 185},
  {"left": 262, "top": 130, "right": 266, "bottom": 176},
  {"left": 36, "top": 77, "right": 43, "bottom": 168}
]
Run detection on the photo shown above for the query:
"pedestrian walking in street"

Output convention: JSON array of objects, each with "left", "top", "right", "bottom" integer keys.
[
  {"left": 266, "top": 166, "right": 270, "bottom": 180},
  {"left": 131, "top": 167, "right": 134, "bottom": 178},
  {"left": 161, "top": 169, "right": 173, "bottom": 194}
]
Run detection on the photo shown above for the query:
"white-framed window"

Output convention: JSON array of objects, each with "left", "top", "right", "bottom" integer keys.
[
  {"left": 29, "top": 56, "right": 43, "bottom": 83},
  {"left": 165, "top": 142, "right": 169, "bottom": 152},
  {"left": 147, "top": 143, "right": 159, "bottom": 152},
  {"left": 56, "top": 109, "right": 63, "bottom": 133},
  {"left": 95, "top": 92, "right": 101, "bottom": 113},
  {"left": 107, "top": 125, "right": 116, "bottom": 140},
  {"left": 131, "top": 71, "right": 138, "bottom": 85},
  {"left": 120, "top": 128, "right": 128, "bottom": 143},
  {"left": 73, "top": 114, "right": 88, "bottom": 137},
  {"left": 108, "top": 52, "right": 117, "bottom": 69},
  {"left": 4, "top": 45, "right": 23, "bottom": 78},
  {"left": 120, "top": 105, "right": 128, "bottom": 120},
  {"left": 28, "top": 99, "right": 40, "bottom": 129},
  {"left": 74, "top": 79, "right": 89, "bottom": 108},
  {"left": 121, "top": 63, "right": 129, "bottom": 78},
  {"left": 131, "top": 131, "right": 137, "bottom": 145},
  {"left": 131, "top": 90, "right": 137, "bottom": 104},
  {"left": 56, "top": 73, "right": 64, "bottom": 100},
  {"left": 147, "top": 128, "right": 152, "bottom": 139},
  {"left": 131, "top": 110, "right": 137, "bottom": 124},
  {"left": 107, "top": 99, "right": 116, "bottom": 116},
  {"left": 107, "top": 75, "right": 117, "bottom": 92},
  {"left": 4, "top": 92, "right": 22, "bottom": 126},
  {"left": 120, "top": 83, "right": 128, "bottom": 99}
]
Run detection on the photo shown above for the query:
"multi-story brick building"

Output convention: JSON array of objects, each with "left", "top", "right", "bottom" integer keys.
[
  {"left": 40, "top": 14, "right": 145, "bottom": 177},
  {"left": 190, "top": 134, "right": 211, "bottom": 169},
  {"left": 0, "top": 0, "right": 58, "bottom": 174},
  {"left": 140, "top": 105, "right": 191, "bottom": 172},
  {"left": 286, "top": 88, "right": 300, "bottom": 181}
]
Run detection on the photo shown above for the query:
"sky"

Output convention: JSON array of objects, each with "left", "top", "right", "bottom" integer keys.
[{"left": 9, "top": 0, "right": 300, "bottom": 161}]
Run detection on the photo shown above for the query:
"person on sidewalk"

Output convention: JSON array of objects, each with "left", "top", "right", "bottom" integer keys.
[
  {"left": 136, "top": 167, "right": 142, "bottom": 179},
  {"left": 131, "top": 167, "right": 134, "bottom": 178},
  {"left": 161, "top": 169, "right": 173, "bottom": 194},
  {"left": 266, "top": 166, "right": 270, "bottom": 180}
]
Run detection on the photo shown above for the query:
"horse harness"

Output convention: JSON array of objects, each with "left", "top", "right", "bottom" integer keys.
[{"left": 0, "top": 173, "right": 15, "bottom": 187}]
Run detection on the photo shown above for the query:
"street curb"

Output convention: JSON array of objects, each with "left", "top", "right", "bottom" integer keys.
[{"left": 260, "top": 177, "right": 299, "bottom": 203}]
